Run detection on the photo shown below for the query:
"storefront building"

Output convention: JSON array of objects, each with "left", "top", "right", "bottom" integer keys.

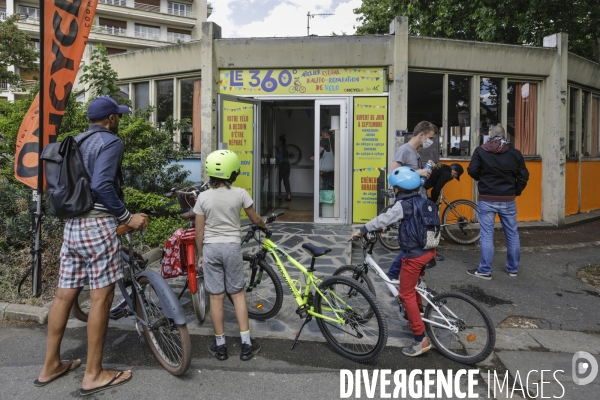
[{"left": 109, "top": 17, "right": 600, "bottom": 226}]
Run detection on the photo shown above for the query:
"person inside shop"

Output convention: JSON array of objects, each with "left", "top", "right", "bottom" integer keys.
[
  {"left": 277, "top": 134, "right": 292, "bottom": 201},
  {"left": 311, "top": 126, "right": 335, "bottom": 190}
]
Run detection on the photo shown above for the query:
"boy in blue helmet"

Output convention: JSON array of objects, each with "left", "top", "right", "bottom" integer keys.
[{"left": 351, "top": 166, "right": 437, "bottom": 357}]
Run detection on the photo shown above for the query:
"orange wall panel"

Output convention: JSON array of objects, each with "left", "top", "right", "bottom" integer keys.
[
  {"left": 565, "top": 161, "right": 579, "bottom": 216},
  {"left": 581, "top": 161, "right": 600, "bottom": 212},
  {"left": 514, "top": 160, "right": 542, "bottom": 221}
]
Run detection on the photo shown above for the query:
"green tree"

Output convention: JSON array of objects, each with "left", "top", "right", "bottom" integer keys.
[
  {"left": 354, "top": 0, "right": 600, "bottom": 60},
  {"left": 0, "top": 14, "right": 39, "bottom": 86},
  {"left": 79, "top": 44, "right": 121, "bottom": 98}
]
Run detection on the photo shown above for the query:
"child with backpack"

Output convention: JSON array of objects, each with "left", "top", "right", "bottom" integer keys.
[
  {"left": 351, "top": 166, "right": 439, "bottom": 357},
  {"left": 194, "top": 150, "right": 267, "bottom": 361}
]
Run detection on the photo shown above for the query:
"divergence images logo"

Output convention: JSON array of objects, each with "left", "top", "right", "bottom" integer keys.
[{"left": 572, "top": 351, "right": 598, "bottom": 386}]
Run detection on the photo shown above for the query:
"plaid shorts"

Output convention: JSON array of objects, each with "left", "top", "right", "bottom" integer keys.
[{"left": 58, "top": 217, "right": 124, "bottom": 290}]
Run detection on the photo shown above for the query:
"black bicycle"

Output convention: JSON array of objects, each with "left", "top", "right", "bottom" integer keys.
[{"left": 71, "top": 225, "right": 191, "bottom": 376}]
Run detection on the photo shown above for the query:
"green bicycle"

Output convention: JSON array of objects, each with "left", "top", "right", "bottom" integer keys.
[{"left": 240, "top": 212, "right": 388, "bottom": 363}]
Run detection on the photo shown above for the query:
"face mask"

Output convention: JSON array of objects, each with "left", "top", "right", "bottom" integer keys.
[{"left": 422, "top": 137, "right": 433, "bottom": 149}]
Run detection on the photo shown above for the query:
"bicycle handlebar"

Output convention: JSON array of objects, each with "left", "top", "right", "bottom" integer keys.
[{"left": 242, "top": 212, "right": 285, "bottom": 243}]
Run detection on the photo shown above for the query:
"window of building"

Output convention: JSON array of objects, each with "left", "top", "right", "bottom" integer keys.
[
  {"left": 99, "top": 0, "right": 126, "bottom": 6},
  {"left": 568, "top": 87, "right": 578, "bottom": 158},
  {"left": 407, "top": 71, "right": 443, "bottom": 138},
  {"left": 592, "top": 97, "right": 600, "bottom": 158},
  {"left": 117, "top": 84, "right": 129, "bottom": 103},
  {"left": 99, "top": 17, "right": 127, "bottom": 35},
  {"left": 582, "top": 91, "right": 589, "bottom": 157},
  {"left": 448, "top": 75, "right": 471, "bottom": 156},
  {"left": 167, "top": 28, "right": 192, "bottom": 43},
  {"left": 134, "top": 82, "right": 150, "bottom": 112},
  {"left": 19, "top": 6, "right": 39, "bottom": 20},
  {"left": 479, "top": 77, "right": 502, "bottom": 145},
  {"left": 106, "top": 47, "right": 127, "bottom": 55},
  {"left": 31, "top": 39, "right": 40, "bottom": 51},
  {"left": 507, "top": 82, "right": 538, "bottom": 155},
  {"left": 156, "top": 79, "right": 174, "bottom": 128},
  {"left": 168, "top": 2, "right": 192, "bottom": 17},
  {"left": 135, "top": 24, "right": 161, "bottom": 40},
  {"left": 180, "top": 78, "right": 201, "bottom": 151}
]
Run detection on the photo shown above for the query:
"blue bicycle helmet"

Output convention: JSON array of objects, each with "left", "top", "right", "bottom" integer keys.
[{"left": 388, "top": 166, "right": 420, "bottom": 190}]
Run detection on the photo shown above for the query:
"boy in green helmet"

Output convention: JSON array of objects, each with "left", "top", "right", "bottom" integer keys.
[{"left": 194, "top": 150, "right": 267, "bottom": 361}]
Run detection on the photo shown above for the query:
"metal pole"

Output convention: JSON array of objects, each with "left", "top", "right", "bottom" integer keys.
[{"left": 32, "top": 0, "right": 45, "bottom": 297}]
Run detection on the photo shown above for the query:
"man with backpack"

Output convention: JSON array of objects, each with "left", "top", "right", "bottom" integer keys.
[
  {"left": 36, "top": 97, "right": 147, "bottom": 395},
  {"left": 352, "top": 167, "right": 440, "bottom": 357}
]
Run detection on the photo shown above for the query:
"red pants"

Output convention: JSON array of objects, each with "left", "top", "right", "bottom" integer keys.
[{"left": 399, "top": 249, "right": 436, "bottom": 336}]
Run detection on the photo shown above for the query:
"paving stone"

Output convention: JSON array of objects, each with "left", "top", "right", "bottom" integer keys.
[
  {"left": 526, "top": 330, "right": 600, "bottom": 354},
  {"left": 4, "top": 304, "right": 48, "bottom": 324},
  {"left": 494, "top": 328, "right": 546, "bottom": 351}
]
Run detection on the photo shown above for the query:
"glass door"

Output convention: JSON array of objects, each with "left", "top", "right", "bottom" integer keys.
[
  {"left": 314, "top": 99, "right": 348, "bottom": 223},
  {"left": 260, "top": 104, "right": 277, "bottom": 215},
  {"left": 218, "top": 94, "right": 261, "bottom": 215}
]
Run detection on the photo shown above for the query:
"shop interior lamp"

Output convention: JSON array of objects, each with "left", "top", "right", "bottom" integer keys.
[{"left": 330, "top": 116, "right": 340, "bottom": 130}]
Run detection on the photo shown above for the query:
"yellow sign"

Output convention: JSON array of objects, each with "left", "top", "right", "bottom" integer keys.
[
  {"left": 222, "top": 100, "right": 254, "bottom": 216},
  {"left": 352, "top": 97, "right": 388, "bottom": 223},
  {"left": 219, "top": 68, "right": 387, "bottom": 95}
]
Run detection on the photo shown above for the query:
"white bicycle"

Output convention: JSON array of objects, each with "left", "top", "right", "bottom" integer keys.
[{"left": 334, "top": 231, "right": 495, "bottom": 364}]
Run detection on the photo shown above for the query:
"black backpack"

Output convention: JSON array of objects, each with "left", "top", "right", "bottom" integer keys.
[{"left": 40, "top": 132, "right": 97, "bottom": 218}]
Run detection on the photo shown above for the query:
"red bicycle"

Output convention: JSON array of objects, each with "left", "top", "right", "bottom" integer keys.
[{"left": 161, "top": 182, "right": 208, "bottom": 323}]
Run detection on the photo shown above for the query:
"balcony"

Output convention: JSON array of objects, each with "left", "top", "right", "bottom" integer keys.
[{"left": 98, "top": 0, "right": 196, "bottom": 18}]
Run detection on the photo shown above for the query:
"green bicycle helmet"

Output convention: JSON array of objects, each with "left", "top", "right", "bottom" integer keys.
[{"left": 205, "top": 150, "right": 241, "bottom": 181}]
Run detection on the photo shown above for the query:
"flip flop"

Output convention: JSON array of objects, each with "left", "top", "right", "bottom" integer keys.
[
  {"left": 79, "top": 371, "right": 132, "bottom": 396},
  {"left": 34, "top": 359, "right": 81, "bottom": 387}
]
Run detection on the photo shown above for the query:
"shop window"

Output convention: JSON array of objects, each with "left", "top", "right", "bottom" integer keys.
[
  {"left": 448, "top": 75, "right": 471, "bottom": 156},
  {"left": 134, "top": 82, "right": 149, "bottom": 113},
  {"left": 479, "top": 77, "right": 501, "bottom": 144},
  {"left": 507, "top": 82, "right": 538, "bottom": 155},
  {"left": 582, "top": 91, "right": 590, "bottom": 157},
  {"left": 592, "top": 97, "right": 599, "bottom": 158},
  {"left": 568, "top": 87, "right": 578, "bottom": 158},
  {"left": 156, "top": 79, "right": 174, "bottom": 128},
  {"left": 179, "top": 78, "right": 201, "bottom": 151},
  {"left": 407, "top": 71, "right": 443, "bottom": 138}
]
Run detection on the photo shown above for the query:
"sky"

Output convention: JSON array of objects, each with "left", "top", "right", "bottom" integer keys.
[{"left": 208, "top": 0, "right": 363, "bottom": 38}]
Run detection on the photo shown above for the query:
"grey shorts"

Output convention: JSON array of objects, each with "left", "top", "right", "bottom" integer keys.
[{"left": 203, "top": 243, "right": 245, "bottom": 295}]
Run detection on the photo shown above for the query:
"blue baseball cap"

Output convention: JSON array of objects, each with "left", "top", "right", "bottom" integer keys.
[{"left": 87, "top": 96, "right": 130, "bottom": 121}]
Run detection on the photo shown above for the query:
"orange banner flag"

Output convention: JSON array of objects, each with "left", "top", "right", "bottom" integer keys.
[{"left": 14, "top": 0, "right": 98, "bottom": 189}]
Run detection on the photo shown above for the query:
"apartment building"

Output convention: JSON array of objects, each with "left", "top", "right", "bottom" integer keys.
[{"left": 0, "top": 0, "right": 211, "bottom": 101}]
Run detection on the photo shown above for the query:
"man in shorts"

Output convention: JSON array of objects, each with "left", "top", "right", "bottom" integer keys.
[{"left": 36, "top": 97, "right": 147, "bottom": 396}]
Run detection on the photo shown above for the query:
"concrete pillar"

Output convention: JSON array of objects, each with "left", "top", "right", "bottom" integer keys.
[
  {"left": 191, "top": 0, "right": 207, "bottom": 40},
  {"left": 199, "top": 22, "right": 221, "bottom": 181},
  {"left": 388, "top": 16, "right": 409, "bottom": 167},
  {"left": 542, "top": 33, "right": 568, "bottom": 226}
]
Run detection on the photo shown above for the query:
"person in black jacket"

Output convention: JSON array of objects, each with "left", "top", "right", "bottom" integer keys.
[
  {"left": 424, "top": 163, "right": 464, "bottom": 203},
  {"left": 466, "top": 125, "right": 529, "bottom": 280}
]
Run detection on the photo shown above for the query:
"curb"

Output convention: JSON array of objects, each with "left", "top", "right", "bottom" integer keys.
[
  {"left": 439, "top": 240, "right": 600, "bottom": 253},
  {"left": 1, "top": 247, "right": 161, "bottom": 325}
]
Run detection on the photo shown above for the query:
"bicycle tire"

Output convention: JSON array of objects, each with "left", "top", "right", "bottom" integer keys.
[
  {"left": 375, "top": 206, "right": 400, "bottom": 251},
  {"left": 424, "top": 292, "right": 495, "bottom": 364},
  {"left": 332, "top": 265, "right": 376, "bottom": 296},
  {"left": 227, "top": 259, "right": 284, "bottom": 320},
  {"left": 191, "top": 245, "right": 207, "bottom": 323},
  {"left": 315, "top": 276, "right": 388, "bottom": 363},
  {"left": 286, "top": 144, "right": 302, "bottom": 165},
  {"left": 442, "top": 200, "right": 480, "bottom": 245},
  {"left": 136, "top": 276, "right": 191, "bottom": 375}
]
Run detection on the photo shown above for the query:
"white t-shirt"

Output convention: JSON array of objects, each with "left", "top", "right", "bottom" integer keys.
[{"left": 193, "top": 186, "right": 253, "bottom": 243}]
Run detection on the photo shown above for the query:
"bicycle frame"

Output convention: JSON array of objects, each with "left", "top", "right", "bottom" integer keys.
[
  {"left": 258, "top": 236, "right": 349, "bottom": 324},
  {"left": 358, "top": 235, "right": 460, "bottom": 332}
]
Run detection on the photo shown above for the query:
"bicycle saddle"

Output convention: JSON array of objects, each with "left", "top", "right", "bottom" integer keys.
[
  {"left": 422, "top": 260, "right": 437, "bottom": 270},
  {"left": 302, "top": 243, "right": 332, "bottom": 257}
]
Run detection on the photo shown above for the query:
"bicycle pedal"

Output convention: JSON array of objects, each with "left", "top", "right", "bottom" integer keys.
[{"left": 109, "top": 307, "right": 127, "bottom": 320}]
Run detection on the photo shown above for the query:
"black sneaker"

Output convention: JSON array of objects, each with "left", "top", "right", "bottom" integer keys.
[
  {"left": 466, "top": 269, "right": 492, "bottom": 280},
  {"left": 506, "top": 268, "right": 518, "bottom": 277},
  {"left": 435, "top": 253, "right": 445, "bottom": 261},
  {"left": 208, "top": 340, "right": 228, "bottom": 361},
  {"left": 240, "top": 339, "right": 261, "bottom": 361}
]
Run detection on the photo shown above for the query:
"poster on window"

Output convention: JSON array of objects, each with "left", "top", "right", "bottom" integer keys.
[
  {"left": 352, "top": 97, "right": 388, "bottom": 223},
  {"left": 222, "top": 100, "right": 254, "bottom": 217}
]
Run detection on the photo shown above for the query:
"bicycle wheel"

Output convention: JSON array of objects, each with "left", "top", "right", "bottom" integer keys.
[
  {"left": 315, "top": 276, "right": 388, "bottom": 363},
  {"left": 286, "top": 144, "right": 302, "bottom": 165},
  {"left": 424, "top": 292, "right": 495, "bottom": 364},
  {"left": 191, "top": 245, "right": 207, "bottom": 323},
  {"left": 332, "top": 265, "right": 376, "bottom": 296},
  {"left": 376, "top": 206, "right": 400, "bottom": 251},
  {"left": 136, "top": 276, "right": 191, "bottom": 375},
  {"left": 442, "top": 200, "right": 480, "bottom": 244},
  {"left": 227, "top": 259, "right": 283, "bottom": 320}
]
